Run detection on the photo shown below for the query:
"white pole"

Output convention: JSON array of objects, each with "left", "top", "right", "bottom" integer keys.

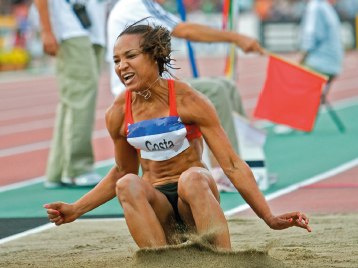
[{"left": 231, "top": 0, "right": 240, "bottom": 80}]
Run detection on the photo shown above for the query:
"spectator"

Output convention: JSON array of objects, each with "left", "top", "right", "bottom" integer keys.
[
  {"left": 299, "top": 0, "right": 344, "bottom": 78},
  {"left": 34, "top": 0, "right": 109, "bottom": 188}
]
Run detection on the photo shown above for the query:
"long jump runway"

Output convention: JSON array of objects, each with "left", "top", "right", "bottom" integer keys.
[{"left": 0, "top": 52, "right": 357, "bottom": 247}]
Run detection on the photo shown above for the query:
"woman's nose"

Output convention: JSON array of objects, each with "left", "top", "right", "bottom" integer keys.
[{"left": 118, "top": 60, "right": 128, "bottom": 70}]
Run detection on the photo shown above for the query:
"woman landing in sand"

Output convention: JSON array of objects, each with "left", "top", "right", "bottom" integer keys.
[{"left": 44, "top": 21, "right": 311, "bottom": 249}]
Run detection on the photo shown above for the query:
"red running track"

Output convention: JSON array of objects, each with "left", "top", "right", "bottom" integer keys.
[
  {"left": 1, "top": 51, "right": 357, "bottom": 215},
  {"left": 235, "top": 165, "right": 358, "bottom": 216}
]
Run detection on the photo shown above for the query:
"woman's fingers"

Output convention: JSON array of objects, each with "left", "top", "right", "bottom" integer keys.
[
  {"left": 55, "top": 217, "right": 64, "bottom": 226},
  {"left": 287, "top": 212, "right": 309, "bottom": 224},
  {"left": 48, "top": 211, "right": 65, "bottom": 225},
  {"left": 271, "top": 212, "right": 311, "bottom": 232},
  {"left": 47, "top": 209, "right": 60, "bottom": 218},
  {"left": 50, "top": 215, "right": 62, "bottom": 223},
  {"left": 301, "top": 213, "right": 309, "bottom": 224},
  {"left": 288, "top": 212, "right": 311, "bottom": 232},
  {"left": 294, "top": 214, "right": 311, "bottom": 232},
  {"left": 43, "top": 203, "right": 69, "bottom": 225},
  {"left": 294, "top": 219, "right": 312, "bottom": 232}
]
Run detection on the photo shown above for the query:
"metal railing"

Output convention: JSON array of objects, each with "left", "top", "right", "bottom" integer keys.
[{"left": 259, "top": 18, "right": 357, "bottom": 52}]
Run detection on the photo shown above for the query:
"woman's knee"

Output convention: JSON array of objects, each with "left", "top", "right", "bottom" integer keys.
[
  {"left": 116, "top": 174, "right": 144, "bottom": 201},
  {"left": 178, "top": 168, "right": 211, "bottom": 199}
]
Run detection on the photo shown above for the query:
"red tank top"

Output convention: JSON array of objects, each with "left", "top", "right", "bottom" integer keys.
[{"left": 125, "top": 79, "right": 202, "bottom": 140}]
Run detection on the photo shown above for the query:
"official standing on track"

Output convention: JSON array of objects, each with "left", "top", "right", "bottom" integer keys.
[{"left": 34, "top": 0, "right": 108, "bottom": 188}]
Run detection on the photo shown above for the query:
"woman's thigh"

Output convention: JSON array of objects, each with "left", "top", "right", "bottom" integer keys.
[
  {"left": 117, "top": 174, "right": 176, "bottom": 225},
  {"left": 176, "top": 167, "right": 220, "bottom": 227}
]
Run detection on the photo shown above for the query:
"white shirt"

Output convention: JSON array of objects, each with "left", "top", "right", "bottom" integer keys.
[
  {"left": 44, "top": 0, "right": 108, "bottom": 46},
  {"left": 107, "top": 0, "right": 181, "bottom": 96}
]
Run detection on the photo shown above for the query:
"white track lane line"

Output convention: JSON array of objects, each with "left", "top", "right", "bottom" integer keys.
[
  {"left": 0, "top": 218, "right": 126, "bottom": 245},
  {"left": 0, "top": 223, "right": 55, "bottom": 245},
  {"left": 0, "top": 158, "right": 115, "bottom": 193},
  {"left": 0, "top": 109, "right": 108, "bottom": 135},
  {"left": 224, "top": 157, "right": 358, "bottom": 216},
  {"left": 0, "top": 129, "right": 109, "bottom": 158}
]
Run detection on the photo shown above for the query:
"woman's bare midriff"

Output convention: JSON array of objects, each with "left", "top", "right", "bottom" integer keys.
[{"left": 140, "top": 138, "right": 207, "bottom": 186}]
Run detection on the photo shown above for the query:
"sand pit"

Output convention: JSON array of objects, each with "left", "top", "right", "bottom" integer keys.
[{"left": 1, "top": 213, "right": 357, "bottom": 267}]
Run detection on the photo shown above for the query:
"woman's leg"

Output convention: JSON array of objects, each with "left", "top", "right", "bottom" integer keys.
[
  {"left": 116, "top": 174, "right": 176, "bottom": 248},
  {"left": 177, "top": 167, "right": 231, "bottom": 249}
]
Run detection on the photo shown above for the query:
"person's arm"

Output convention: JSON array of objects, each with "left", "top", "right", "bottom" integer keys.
[
  {"left": 44, "top": 164, "right": 123, "bottom": 225},
  {"left": 172, "top": 22, "right": 263, "bottom": 54},
  {"left": 299, "top": 2, "right": 324, "bottom": 64},
  {"left": 177, "top": 83, "right": 310, "bottom": 232},
  {"left": 44, "top": 97, "right": 140, "bottom": 225},
  {"left": 34, "top": 0, "right": 59, "bottom": 56}
]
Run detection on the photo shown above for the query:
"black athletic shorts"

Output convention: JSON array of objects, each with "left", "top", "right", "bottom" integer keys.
[{"left": 155, "top": 182, "right": 185, "bottom": 227}]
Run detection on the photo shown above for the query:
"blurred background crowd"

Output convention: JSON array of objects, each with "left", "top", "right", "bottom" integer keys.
[{"left": 0, "top": 0, "right": 357, "bottom": 72}]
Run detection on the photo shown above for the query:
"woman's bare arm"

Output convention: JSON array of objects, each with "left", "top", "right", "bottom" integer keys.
[
  {"left": 71, "top": 98, "right": 140, "bottom": 216},
  {"left": 177, "top": 82, "right": 310, "bottom": 232},
  {"left": 44, "top": 97, "right": 139, "bottom": 225}
]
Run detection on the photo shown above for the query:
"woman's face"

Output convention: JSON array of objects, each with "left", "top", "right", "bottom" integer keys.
[{"left": 113, "top": 34, "right": 158, "bottom": 92}]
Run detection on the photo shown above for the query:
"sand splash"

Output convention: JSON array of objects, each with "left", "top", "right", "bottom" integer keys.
[{"left": 133, "top": 238, "right": 287, "bottom": 268}]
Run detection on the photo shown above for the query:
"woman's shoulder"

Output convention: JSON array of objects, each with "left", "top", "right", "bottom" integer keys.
[
  {"left": 173, "top": 79, "right": 204, "bottom": 100},
  {"left": 173, "top": 79, "right": 212, "bottom": 105},
  {"left": 105, "top": 90, "right": 127, "bottom": 137},
  {"left": 107, "top": 90, "right": 126, "bottom": 114},
  {"left": 172, "top": 79, "right": 215, "bottom": 124}
]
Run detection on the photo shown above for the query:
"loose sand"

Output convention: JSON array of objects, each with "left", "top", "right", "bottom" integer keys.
[{"left": 1, "top": 213, "right": 357, "bottom": 268}]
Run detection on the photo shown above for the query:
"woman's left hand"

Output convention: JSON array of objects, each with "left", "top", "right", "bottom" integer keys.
[{"left": 265, "top": 212, "right": 311, "bottom": 232}]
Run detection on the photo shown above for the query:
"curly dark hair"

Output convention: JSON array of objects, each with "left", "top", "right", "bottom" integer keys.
[{"left": 118, "top": 18, "right": 178, "bottom": 76}]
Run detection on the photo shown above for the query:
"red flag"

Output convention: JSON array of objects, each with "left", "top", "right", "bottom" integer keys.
[{"left": 254, "top": 55, "right": 327, "bottom": 132}]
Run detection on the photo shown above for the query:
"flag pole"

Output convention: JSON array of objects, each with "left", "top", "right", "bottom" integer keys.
[
  {"left": 224, "top": 0, "right": 240, "bottom": 81},
  {"left": 176, "top": 0, "right": 199, "bottom": 77},
  {"left": 230, "top": 0, "right": 239, "bottom": 81}
]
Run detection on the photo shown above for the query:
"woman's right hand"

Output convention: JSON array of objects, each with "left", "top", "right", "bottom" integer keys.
[{"left": 43, "top": 202, "right": 78, "bottom": 226}]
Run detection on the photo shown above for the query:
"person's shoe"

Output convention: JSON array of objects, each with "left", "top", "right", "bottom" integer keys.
[
  {"left": 44, "top": 181, "right": 64, "bottom": 189},
  {"left": 61, "top": 172, "right": 102, "bottom": 187},
  {"left": 211, "top": 167, "right": 237, "bottom": 193}
]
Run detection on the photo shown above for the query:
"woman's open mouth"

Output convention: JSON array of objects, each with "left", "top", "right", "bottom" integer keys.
[{"left": 123, "top": 73, "right": 135, "bottom": 84}]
